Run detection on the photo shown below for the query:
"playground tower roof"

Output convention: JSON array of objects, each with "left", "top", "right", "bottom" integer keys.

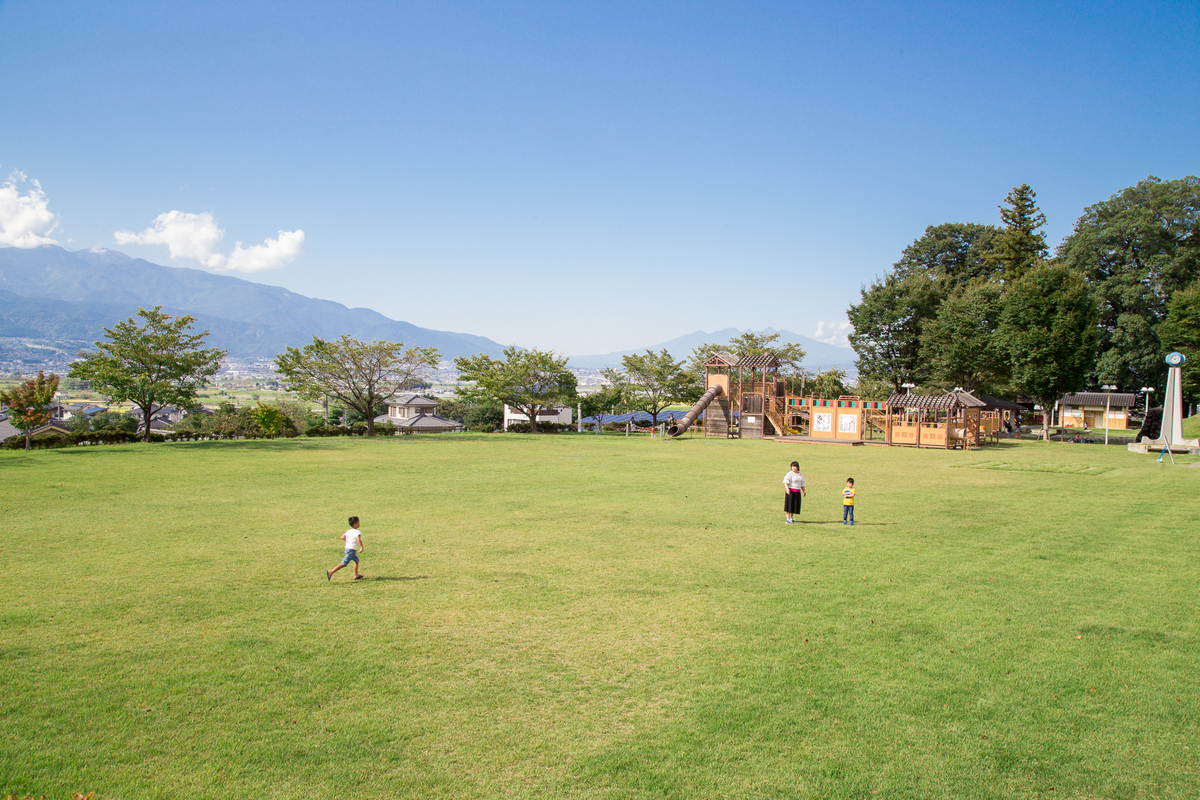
[
  {"left": 736, "top": 354, "right": 781, "bottom": 368},
  {"left": 701, "top": 352, "right": 782, "bottom": 369}
]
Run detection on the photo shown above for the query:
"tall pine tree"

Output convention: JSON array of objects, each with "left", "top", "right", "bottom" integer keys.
[{"left": 991, "top": 184, "right": 1049, "bottom": 283}]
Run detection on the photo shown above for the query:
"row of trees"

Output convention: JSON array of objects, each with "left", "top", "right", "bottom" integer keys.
[
  {"left": 9, "top": 293, "right": 850, "bottom": 448},
  {"left": 847, "top": 177, "right": 1199, "bottom": 434}
]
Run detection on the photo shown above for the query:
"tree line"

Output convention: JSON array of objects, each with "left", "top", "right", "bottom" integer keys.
[
  {"left": 847, "top": 176, "right": 1200, "bottom": 434},
  {"left": 4, "top": 303, "right": 832, "bottom": 447}
]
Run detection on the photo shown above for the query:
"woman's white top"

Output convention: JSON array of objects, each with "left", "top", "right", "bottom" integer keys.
[{"left": 783, "top": 471, "right": 806, "bottom": 491}]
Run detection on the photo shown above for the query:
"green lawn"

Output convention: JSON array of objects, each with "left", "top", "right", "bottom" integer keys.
[
  {"left": 1183, "top": 412, "right": 1199, "bottom": 439},
  {"left": 1, "top": 434, "right": 1197, "bottom": 799}
]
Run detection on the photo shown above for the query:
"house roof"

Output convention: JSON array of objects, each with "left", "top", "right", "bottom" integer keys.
[
  {"left": 1059, "top": 392, "right": 1137, "bottom": 407},
  {"left": 387, "top": 394, "right": 439, "bottom": 407},
  {"left": 374, "top": 412, "right": 463, "bottom": 431},
  {"left": 33, "top": 420, "right": 74, "bottom": 436}
]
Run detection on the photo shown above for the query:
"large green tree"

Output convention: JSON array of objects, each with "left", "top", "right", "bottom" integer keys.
[
  {"left": 999, "top": 263, "right": 1099, "bottom": 439},
  {"left": 1157, "top": 279, "right": 1200, "bottom": 403},
  {"left": 892, "top": 222, "right": 1002, "bottom": 290},
  {"left": 920, "top": 281, "right": 1008, "bottom": 394},
  {"left": 0, "top": 370, "right": 60, "bottom": 450},
  {"left": 847, "top": 271, "right": 941, "bottom": 391},
  {"left": 602, "top": 349, "right": 693, "bottom": 426},
  {"left": 454, "top": 347, "right": 577, "bottom": 433},
  {"left": 1058, "top": 175, "right": 1200, "bottom": 390},
  {"left": 69, "top": 307, "right": 226, "bottom": 442},
  {"left": 275, "top": 336, "right": 439, "bottom": 437}
]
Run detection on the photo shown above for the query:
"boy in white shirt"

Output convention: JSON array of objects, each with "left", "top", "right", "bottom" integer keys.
[{"left": 326, "top": 516, "right": 365, "bottom": 581}]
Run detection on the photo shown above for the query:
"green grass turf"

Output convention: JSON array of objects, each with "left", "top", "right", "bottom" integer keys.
[
  {"left": 1182, "top": 413, "right": 1199, "bottom": 440},
  {"left": 1, "top": 434, "right": 1198, "bottom": 799}
]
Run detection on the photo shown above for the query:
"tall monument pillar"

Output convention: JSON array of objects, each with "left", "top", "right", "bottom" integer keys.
[{"left": 1148, "top": 352, "right": 1199, "bottom": 450}]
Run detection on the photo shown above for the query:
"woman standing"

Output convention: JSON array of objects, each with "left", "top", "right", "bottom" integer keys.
[{"left": 782, "top": 460, "right": 806, "bottom": 524}]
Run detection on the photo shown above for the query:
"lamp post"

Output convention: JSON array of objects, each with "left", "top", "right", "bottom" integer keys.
[
  {"left": 1140, "top": 387, "right": 1155, "bottom": 416},
  {"left": 1101, "top": 384, "right": 1116, "bottom": 446}
]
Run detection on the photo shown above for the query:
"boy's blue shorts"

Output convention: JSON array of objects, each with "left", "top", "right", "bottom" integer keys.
[{"left": 341, "top": 549, "right": 359, "bottom": 565}]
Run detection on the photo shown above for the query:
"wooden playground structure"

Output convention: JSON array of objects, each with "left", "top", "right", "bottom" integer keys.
[{"left": 664, "top": 352, "right": 1010, "bottom": 449}]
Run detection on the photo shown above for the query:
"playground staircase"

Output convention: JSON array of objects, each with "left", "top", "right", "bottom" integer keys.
[{"left": 765, "top": 407, "right": 789, "bottom": 437}]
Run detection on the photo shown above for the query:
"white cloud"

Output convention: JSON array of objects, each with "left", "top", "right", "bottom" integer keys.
[
  {"left": 223, "top": 229, "right": 305, "bottom": 273},
  {"left": 0, "top": 169, "right": 60, "bottom": 248},
  {"left": 115, "top": 210, "right": 227, "bottom": 268},
  {"left": 115, "top": 210, "right": 303, "bottom": 272},
  {"left": 814, "top": 318, "right": 853, "bottom": 347}
]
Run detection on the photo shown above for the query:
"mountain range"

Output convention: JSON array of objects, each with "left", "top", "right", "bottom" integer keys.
[
  {"left": 0, "top": 246, "right": 508, "bottom": 360},
  {"left": 0, "top": 245, "right": 857, "bottom": 372}
]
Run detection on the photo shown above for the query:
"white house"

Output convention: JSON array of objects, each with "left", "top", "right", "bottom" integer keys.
[{"left": 503, "top": 404, "right": 572, "bottom": 430}]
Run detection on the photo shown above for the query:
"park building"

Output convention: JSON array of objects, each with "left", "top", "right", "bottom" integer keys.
[{"left": 1057, "top": 392, "right": 1137, "bottom": 430}]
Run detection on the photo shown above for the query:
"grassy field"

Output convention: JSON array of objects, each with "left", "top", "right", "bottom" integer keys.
[{"left": 1, "top": 433, "right": 1198, "bottom": 799}]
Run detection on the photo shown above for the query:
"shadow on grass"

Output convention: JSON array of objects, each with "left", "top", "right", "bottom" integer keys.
[
  {"left": 798, "top": 520, "right": 890, "bottom": 526},
  {"left": 366, "top": 575, "right": 431, "bottom": 582},
  {"left": 48, "top": 438, "right": 341, "bottom": 455}
]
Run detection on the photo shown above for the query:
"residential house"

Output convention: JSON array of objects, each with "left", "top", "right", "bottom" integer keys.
[{"left": 377, "top": 394, "right": 464, "bottom": 433}]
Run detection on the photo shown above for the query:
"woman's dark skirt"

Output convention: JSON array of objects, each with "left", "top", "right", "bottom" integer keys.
[{"left": 784, "top": 491, "right": 803, "bottom": 515}]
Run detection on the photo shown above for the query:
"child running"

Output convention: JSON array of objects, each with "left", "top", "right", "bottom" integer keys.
[
  {"left": 842, "top": 478, "right": 855, "bottom": 526},
  {"left": 326, "top": 516, "right": 365, "bottom": 581}
]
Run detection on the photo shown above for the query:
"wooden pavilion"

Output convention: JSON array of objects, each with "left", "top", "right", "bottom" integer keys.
[{"left": 884, "top": 390, "right": 989, "bottom": 448}]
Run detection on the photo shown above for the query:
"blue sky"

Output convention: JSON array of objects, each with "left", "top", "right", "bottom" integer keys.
[{"left": 1, "top": 1, "right": 1196, "bottom": 355}]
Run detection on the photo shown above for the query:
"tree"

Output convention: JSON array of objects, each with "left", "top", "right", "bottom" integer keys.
[
  {"left": 990, "top": 184, "right": 1049, "bottom": 283},
  {"left": 1158, "top": 279, "right": 1200, "bottom": 403},
  {"left": 687, "top": 331, "right": 807, "bottom": 377},
  {"left": 275, "top": 336, "right": 439, "bottom": 437},
  {"left": 602, "top": 349, "right": 692, "bottom": 426},
  {"left": 579, "top": 384, "right": 627, "bottom": 433},
  {"left": 808, "top": 368, "right": 849, "bottom": 399},
  {"left": 892, "top": 222, "right": 1002, "bottom": 290},
  {"left": 1058, "top": 175, "right": 1200, "bottom": 390},
  {"left": 920, "top": 281, "right": 1008, "bottom": 394},
  {"left": 0, "top": 370, "right": 59, "bottom": 450},
  {"left": 435, "top": 398, "right": 471, "bottom": 423},
  {"left": 463, "top": 404, "right": 504, "bottom": 432},
  {"left": 251, "top": 403, "right": 285, "bottom": 438},
  {"left": 69, "top": 307, "right": 226, "bottom": 443},
  {"left": 454, "top": 347, "right": 577, "bottom": 433},
  {"left": 847, "top": 271, "right": 942, "bottom": 391},
  {"left": 999, "top": 263, "right": 1099, "bottom": 439}
]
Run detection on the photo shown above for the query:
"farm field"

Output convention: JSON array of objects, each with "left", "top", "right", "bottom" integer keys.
[{"left": 1, "top": 434, "right": 1198, "bottom": 799}]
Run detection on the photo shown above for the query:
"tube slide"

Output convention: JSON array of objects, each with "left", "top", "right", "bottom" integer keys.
[{"left": 666, "top": 384, "right": 724, "bottom": 437}]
